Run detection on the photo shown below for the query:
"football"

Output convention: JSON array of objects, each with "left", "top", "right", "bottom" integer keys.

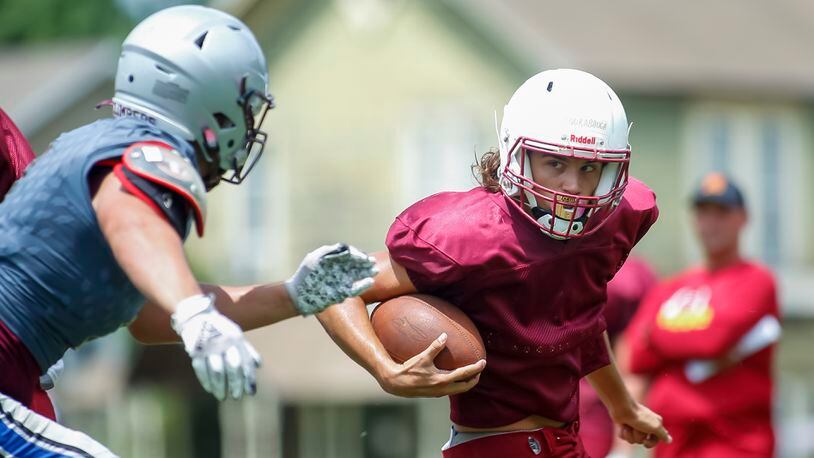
[{"left": 370, "top": 294, "right": 486, "bottom": 370}]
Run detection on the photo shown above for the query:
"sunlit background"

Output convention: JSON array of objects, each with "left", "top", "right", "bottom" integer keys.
[{"left": 2, "top": 0, "right": 813, "bottom": 456}]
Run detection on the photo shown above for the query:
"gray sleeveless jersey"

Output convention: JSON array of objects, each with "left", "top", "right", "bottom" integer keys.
[{"left": 0, "top": 117, "right": 197, "bottom": 371}]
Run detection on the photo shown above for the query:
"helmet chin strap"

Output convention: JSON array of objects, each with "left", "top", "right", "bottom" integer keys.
[{"left": 530, "top": 206, "right": 585, "bottom": 239}]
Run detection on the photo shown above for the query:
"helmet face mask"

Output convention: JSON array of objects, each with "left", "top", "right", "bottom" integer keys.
[
  {"left": 497, "top": 69, "right": 631, "bottom": 240},
  {"left": 501, "top": 136, "right": 629, "bottom": 239},
  {"left": 112, "top": 5, "right": 274, "bottom": 188},
  {"left": 220, "top": 85, "right": 275, "bottom": 185}
]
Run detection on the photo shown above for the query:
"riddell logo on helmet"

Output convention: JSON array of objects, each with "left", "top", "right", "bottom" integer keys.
[{"left": 570, "top": 134, "right": 596, "bottom": 145}]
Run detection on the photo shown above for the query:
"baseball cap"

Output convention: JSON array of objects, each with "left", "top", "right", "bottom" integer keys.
[{"left": 691, "top": 172, "right": 745, "bottom": 209}]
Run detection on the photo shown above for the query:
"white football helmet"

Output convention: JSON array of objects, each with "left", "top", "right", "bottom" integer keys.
[
  {"left": 113, "top": 5, "right": 274, "bottom": 187},
  {"left": 498, "top": 69, "right": 630, "bottom": 239}
]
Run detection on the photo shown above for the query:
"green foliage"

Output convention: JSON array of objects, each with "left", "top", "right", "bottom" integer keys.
[{"left": 0, "top": 0, "right": 133, "bottom": 44}]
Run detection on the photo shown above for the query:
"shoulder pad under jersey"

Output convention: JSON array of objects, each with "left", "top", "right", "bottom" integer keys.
[{"left": 121, "top": 141, "right": 207, "bottom": 237}]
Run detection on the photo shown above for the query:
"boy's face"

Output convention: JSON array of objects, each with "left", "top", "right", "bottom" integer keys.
[{"left": 527, "top": 152, "right": 604, "bottom": 212}]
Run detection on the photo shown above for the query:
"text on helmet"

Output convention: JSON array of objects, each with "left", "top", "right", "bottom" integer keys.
[
  {"left": 570, "top": 118, "right": 608, "bottom": 130},
  {"left": 113, "top": 102, "right": 157, "bottom": 125},
  {"left": 570, "top": 134, "right": 596, "bottom": 145}
]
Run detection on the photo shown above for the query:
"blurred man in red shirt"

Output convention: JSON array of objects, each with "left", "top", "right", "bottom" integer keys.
[
  {"left": 625, "top": 172, "right": 779, "bottom": 458},
  {"left": 0, "top": 108, "right": 35, "bottom": 200}
]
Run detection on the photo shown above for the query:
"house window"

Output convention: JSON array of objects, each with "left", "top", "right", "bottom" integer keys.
[
  {"left": 760, "top": 118, "right": 781, "bottom": 266},
  {"left": 682, "top": 102, "right": 809, "bottom": 267},
  {"left": 397, "top": 104, "right": 480, "bottom": 207}
]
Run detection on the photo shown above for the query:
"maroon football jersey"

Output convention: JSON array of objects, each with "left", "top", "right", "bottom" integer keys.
[{"left": 386, "top": 178, "right": 658, "bottom": 427}]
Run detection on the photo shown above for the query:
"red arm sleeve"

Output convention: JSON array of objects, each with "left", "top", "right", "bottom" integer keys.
[
  {"left": 635, "top": 204, "right": 659, "bottom": 247},
  {"left": 622, "top": 178, "right": 659, "bottom": 251},
  {"left": 385, "top": 217, "right": 464, "bottom": 293},
  {"left": 647, "top": 271, "right": 777, "bottom": 360}
]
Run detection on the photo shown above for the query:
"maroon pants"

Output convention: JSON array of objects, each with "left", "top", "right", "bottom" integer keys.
[
  {"left": 442, "top": 422, "right": 589, "bottom": 458},
  {"left": 0, "top": 319, "right": 56, "bottom": 420}
]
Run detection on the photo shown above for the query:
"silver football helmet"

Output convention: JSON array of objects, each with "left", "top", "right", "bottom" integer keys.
[{"left": 113, "top": 5, "right": 274, "bottom": 187}]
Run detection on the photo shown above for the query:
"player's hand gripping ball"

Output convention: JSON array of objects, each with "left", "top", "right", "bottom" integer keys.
[
  {"left": 371, "top": 294, "right": 485, "bottom": 370},
  {"left": 285, "top": 243, "right": 378, "bottom": 315},
  {"left": 172, "top": 294, "right": 262, "bottom": 401}
]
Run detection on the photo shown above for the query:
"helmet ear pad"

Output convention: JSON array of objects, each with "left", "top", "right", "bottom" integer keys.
[{"left": 191, "top": 139, "right": 224, "bottom": 190}]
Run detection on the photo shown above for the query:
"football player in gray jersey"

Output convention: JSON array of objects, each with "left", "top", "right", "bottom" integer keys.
[{"left": 0, "top": 6, "right": 376, "bottom": 456}]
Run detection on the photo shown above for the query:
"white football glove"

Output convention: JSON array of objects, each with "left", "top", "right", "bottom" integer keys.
[
  {"left": 171, "top": 294, "right": 261, "bottom": 401},
  {"left": 285, "top": 243, "right": 378, "bottom": 315}
]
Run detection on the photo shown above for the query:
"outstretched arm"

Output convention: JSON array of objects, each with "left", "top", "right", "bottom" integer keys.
[
  {"left": 130, "top": 242, "right": 378, "bottom": 343},
  {"left": 586, "top": 332, "right": 671, "bottom": 449},
  {"left": 317, "top": 251, "right": 486, "bottom": 398},
  {"left": 130, "top": 282, "right": 298, "bottom": 344},
  {"left": 94, "top": 170, "right": 261, "bottom": 401}
]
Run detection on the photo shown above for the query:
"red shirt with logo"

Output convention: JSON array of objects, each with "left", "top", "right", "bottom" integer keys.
[
  {"left": 385, "top": 178, "right": 658, "bottom": 427},
  {"left": 625, "top": 260, "right": 778, "bottom": 457}
]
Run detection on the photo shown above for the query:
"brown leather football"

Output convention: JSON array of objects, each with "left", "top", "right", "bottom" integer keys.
[{"left": 370, "top": 294, "right": 486, "bottom": 370}]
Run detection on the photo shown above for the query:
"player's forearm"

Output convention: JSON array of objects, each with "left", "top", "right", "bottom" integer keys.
[
  {"left": 131, "top": 282, "right": 299, "bottom": 344},
  {"left": 587, "top": 363, "right": 637, "bottom": 420},
  {"left": 203, "top": 282, "right": 299, "bottom": 329},
  {"left": 586, "top": 334, "right": 637, "bottom": 419},
  {"left": 614, "top": 336, "right": 649, "bottom": 403},
  {"left": 589, "top": 356, "right": 672, "bottom": 447},
  {"left": 315, "top": 251, "right": 420, "bottom": 388},
  {"left": 316, "top": 297, "right": 395, "bottom": 381},
  {"left": 611, "top": 336, "right": 652, "bottom": 454}
]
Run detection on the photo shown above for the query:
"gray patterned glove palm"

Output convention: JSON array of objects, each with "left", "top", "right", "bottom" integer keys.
[{"left": 285, "top": 243, "right": 378, "bottom": 315}]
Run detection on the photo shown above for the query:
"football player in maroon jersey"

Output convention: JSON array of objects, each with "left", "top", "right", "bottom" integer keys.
[
  {"left": 314, "top": 69, "right": 672, "bottom": 457},
  {"left": 132, "top": 68, "right": 671, "bottom": 456},
  {"left": 625, "top": 173, "right": 779, "bottom": 458},
  {"left": 0, "top": 108, "right": 57, "bottom": 418}
]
